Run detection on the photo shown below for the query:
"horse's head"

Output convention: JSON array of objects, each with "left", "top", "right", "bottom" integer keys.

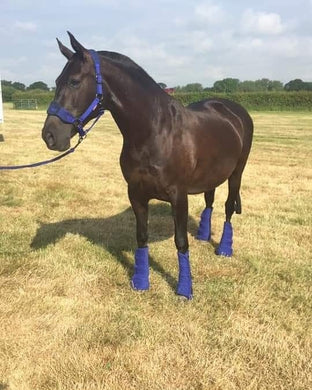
[{"left": 42, "top": 32, "right": 105, "bottom": 151}]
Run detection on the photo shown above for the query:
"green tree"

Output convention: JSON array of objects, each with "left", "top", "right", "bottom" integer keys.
[
  {"left": 213, "top": 80, "right": 226, "bottom": 92},
  {"left": 27, "top": 81, "right": 49, "bottom": 91},
  {"left": 12, "top": 82, "right": 26, "bottom": 91},
  {"left": 268, "top": 80, "right": 283, "bottom": 91},
  {"left": 238, "top": 80, "right": 257, "bottom": 92},
  {"left": 2, "top": 85, "right": 17, "bottom": 101},
  {"left": 254, "top": 78, "right": 271, "bottom": 91},
  {"left": 213, "top": 78, "right": 240, "bottom": 93},
  {"left": 305, "top": 82, "right": 312, "bottom": 91},
  {"left": 224, "top": 78, "right": 240, "bottom": 92},
  {"left": 183, "top": 83, "right": 203, "bottom": 92},
  {"left": 1, "top": 80, "right": 13, "bottom": 87},
  {"left": 284, "top": 79, "right": 307, "bottom": 91}
]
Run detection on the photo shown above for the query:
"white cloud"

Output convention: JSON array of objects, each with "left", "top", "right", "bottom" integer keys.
[
  {"left": 96, "top": 33, "right": 190, "bottom": 77},
  {"left": 1, "top": 56, "right": 27, "bottom": 67},
  {"left": 1, "top": 1, "right": 311, "bottom": 87},
  {"left": 194, "top": 1, "right": 225, "bottom": 24},
  {"left": 185, "top": 31, "right": 213, "bottom": 53},
  {"left": 241, "top": 9, "right": 284, "bottom": 35},
  {"left": 237, "top": 38, "right": 264, "bottom": 50},
  {"left": 202, "top": 65, "right": 225, "bottom": 81},
  {"left": 14, "top": 21, "right": 37, "bottom": 32},
  {"left": 129, "top": 42, "right": 189, "bottom": 70}
]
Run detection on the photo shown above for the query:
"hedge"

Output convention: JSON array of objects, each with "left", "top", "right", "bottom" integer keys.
[
  {"left": 173, "top": 91, "right": 312, "bottom": 111},
  {"left": 8, "top": 90, "right": 312, "bottom": 111},
  {"left": 11, "top": 90, "right": 54, "bottom": 109}
]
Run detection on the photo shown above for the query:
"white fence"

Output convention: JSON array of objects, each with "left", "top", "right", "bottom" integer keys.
[{"left": 13, "top": 99, "right": 38, "bottom": 110}]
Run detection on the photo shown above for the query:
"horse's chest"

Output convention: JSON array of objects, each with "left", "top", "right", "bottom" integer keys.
[
  {"left": 120, "top": 151, "right": 162, "bottom": 188},
  {"left": 130, "top": 166, "right": 170, "bottom": 200}
]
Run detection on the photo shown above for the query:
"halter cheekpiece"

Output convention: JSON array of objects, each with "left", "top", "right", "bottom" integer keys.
[{"left": 47, "top": 49, "right": 104, "bottom": 139}]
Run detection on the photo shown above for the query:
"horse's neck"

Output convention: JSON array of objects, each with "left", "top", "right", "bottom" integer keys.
[{"left": 101, "top": 58, "right": 171, "bottom": 142}]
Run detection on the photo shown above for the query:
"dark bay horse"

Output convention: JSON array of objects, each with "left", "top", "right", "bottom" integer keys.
[{"left": 42, "top": 32, "right": 253, "bottom": 299}]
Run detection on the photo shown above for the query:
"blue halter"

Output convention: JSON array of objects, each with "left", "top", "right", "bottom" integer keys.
[
  {"left": 0, "top": 50, "right": 104, "bottom": 170},
  {"left": 47, "top": 49, "right": 104, "bottom": 139}
]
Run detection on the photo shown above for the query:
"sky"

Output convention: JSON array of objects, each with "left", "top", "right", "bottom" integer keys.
[{"left": 1, "top": 0, "right": 312, "bottom": 89}]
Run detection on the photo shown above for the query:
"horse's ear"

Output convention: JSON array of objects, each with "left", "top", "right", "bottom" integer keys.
[
  {"left": 57, "top": 38, "right": 74, "bottom": 60},
  {"left": 67, "top": 31, "right": 88, "bottom": 61}
]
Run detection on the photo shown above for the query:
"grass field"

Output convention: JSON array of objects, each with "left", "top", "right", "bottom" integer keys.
[{"left": 0, "top": 103, "right": 311, "bottom": 389}]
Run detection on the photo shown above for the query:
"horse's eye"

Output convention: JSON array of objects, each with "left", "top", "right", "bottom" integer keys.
[{"left": 68, "top": 79, "right": 80, "bottom": 88}]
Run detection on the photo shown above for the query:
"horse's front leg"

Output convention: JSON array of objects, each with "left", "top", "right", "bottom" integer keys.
[
  {"left": 170, "top": 188, "right": 193, "bottom": 299},
  {"left": 128, "top": 186, "right": 149, "bottom": 290}
]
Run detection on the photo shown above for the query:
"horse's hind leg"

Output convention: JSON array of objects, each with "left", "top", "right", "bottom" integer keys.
[
  {"left": 197, "top": 189, "right": 215, "bottom": 241},
  {"left": 216, "top": 170, "right": 243, "bottom": 257},
  {"left": 128, "top": 186, "right": 150, "bottom": 290}
]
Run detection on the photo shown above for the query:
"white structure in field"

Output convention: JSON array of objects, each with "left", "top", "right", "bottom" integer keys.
[{"left": 0, "top": 76, "right": 3, "bottom": 123}]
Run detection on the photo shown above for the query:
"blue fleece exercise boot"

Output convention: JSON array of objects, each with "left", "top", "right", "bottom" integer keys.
[
  {"left": 131, "top": 247, "right": 149, "bottom": 290},
  {"left": 176, "top": 251, "right": 193, "bottom": 299},
  {"left": 197, "top": 207, "right": 212, "bottom": 241},
  {"left": 216, "top": 221, "right": 233, "bottom": 257}
]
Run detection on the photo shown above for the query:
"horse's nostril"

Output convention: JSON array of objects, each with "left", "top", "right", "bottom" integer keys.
[{"left": 45, "top": 132, "right": 55, "bottom": 148}]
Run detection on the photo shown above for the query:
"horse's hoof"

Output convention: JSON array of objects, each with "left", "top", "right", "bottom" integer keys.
[
  {"left": 130, "top": 279, "right": 149, "bottom": 291},
  {"left": 177, "top": 292, "right": 193, "bottom": 301},
  {"left": 176, "top": 285, "right": 193, "bottom": 300},
  {"left": 215, "top": 247, "right": 233, "bottom": 257},
  {"left": 196, "top": 235, "right": 210, "bottom": 241}
]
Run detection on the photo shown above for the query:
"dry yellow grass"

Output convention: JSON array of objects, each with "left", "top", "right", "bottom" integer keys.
[{"left": 0, "top": 104, "right": 311, "bottom": 389}]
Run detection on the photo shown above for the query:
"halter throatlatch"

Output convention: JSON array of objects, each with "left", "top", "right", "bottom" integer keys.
[{"left": 47, "top": 49, "right": 104, "bottom": 139}]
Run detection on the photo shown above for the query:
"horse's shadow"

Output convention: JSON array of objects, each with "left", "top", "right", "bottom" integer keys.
[{"left": 31, "top": 203, "right": 204, "bottom": 291}]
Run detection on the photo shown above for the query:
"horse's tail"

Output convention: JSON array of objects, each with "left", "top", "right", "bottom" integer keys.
[{"left": 235, "top": 193, "right": 242, "bottom": 214}]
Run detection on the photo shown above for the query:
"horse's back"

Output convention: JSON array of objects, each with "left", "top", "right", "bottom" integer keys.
[{"left": 187, "top": 98, "right": 253, "bottom": 149}]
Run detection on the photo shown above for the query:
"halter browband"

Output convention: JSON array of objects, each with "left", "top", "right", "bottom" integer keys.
[{"left": 47, "top": 50, "right": 104, "bottom": 138}]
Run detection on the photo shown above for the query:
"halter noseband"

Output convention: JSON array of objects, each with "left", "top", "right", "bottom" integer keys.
[{"left": 47, "top": 49, "right": 104, "bottom": 139}]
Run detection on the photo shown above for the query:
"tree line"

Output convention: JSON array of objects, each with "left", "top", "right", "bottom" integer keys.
[
  {"left": 1, "top": 80, "right": 50, "bottom": 102},
  {"left": 1, "top": 77, "right": 312, "bottom": 103},
  {"left": 2, "top": 80, "right": 49, "bottom": 91},
  {"left": 161, "top": 78, "right": 312, "bottom": 93}
]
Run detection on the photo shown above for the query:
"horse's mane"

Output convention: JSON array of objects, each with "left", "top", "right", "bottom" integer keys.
[{"left": 98, "top": 51, "right": 159, "bottom": 89}]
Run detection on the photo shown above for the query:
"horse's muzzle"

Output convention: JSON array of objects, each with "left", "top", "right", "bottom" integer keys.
[{"left": 42, "top": 130, "right": 70, "bottom": 152}]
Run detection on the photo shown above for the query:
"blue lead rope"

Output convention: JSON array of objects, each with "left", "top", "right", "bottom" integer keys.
[
  {"left": 0, "top": 143, "right": 78, "bottom": 170},
  {"left": 0, "top": 110, "right": 103, "bottom": 170}
]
